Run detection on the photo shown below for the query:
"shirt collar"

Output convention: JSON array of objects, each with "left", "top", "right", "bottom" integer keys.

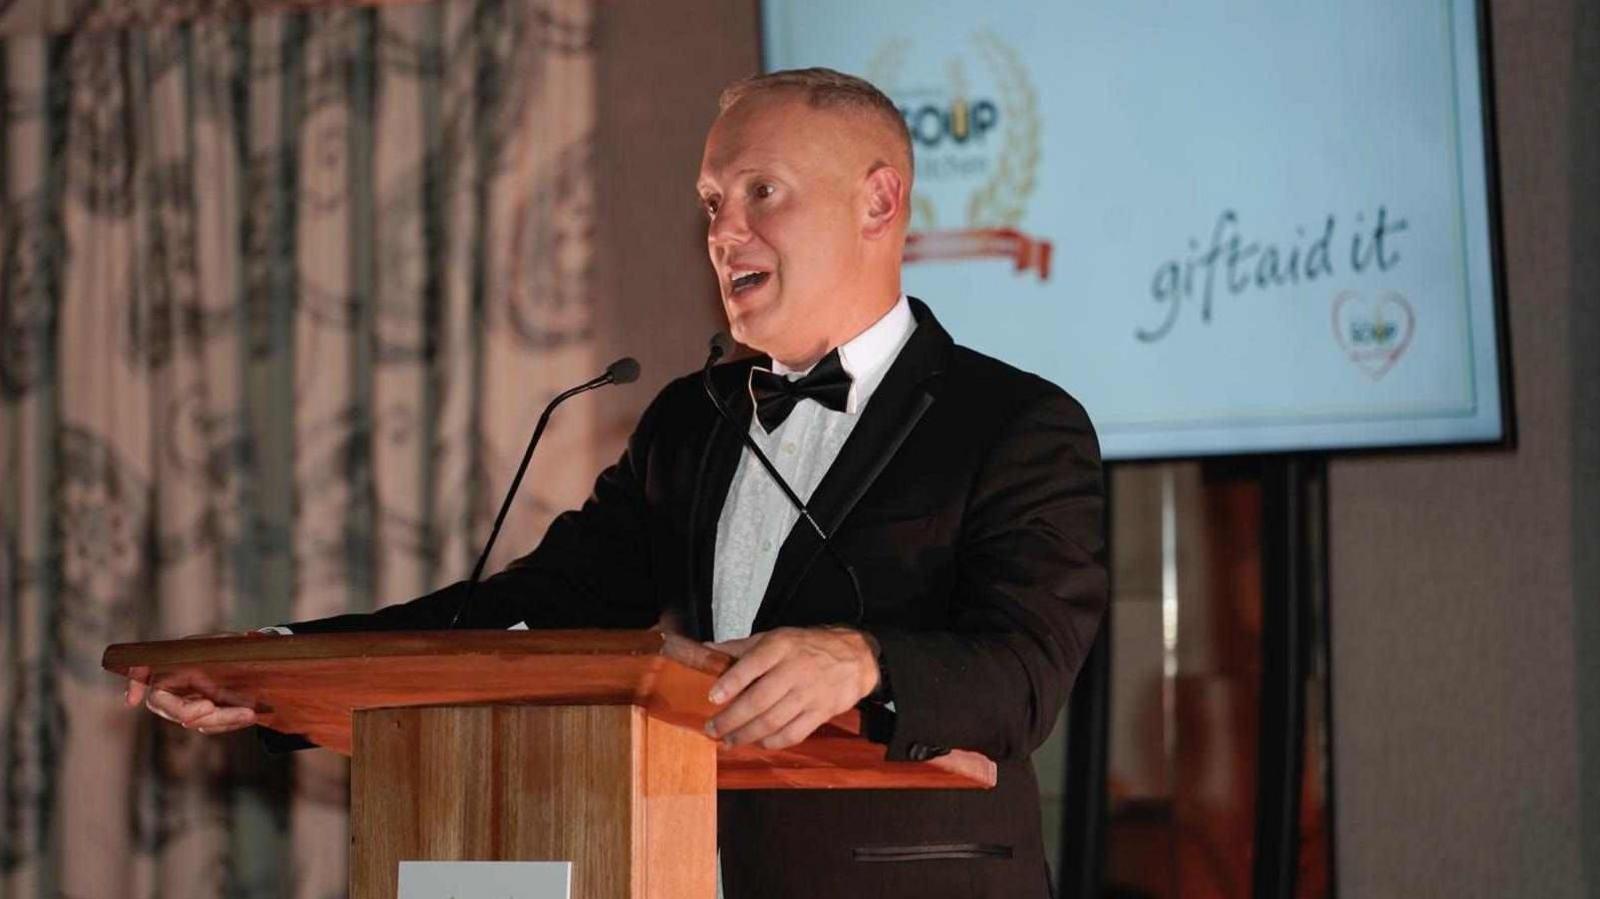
[{"left": 770, "top": 294, "right": 914, "bottom": 414}]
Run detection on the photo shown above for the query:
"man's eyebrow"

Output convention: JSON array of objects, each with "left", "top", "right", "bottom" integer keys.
[{"left": 697, "top": 165, "right": 785, "bottom": 193}]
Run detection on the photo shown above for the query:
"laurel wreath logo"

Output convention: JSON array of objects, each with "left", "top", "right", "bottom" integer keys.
[
  {"left": 866, "top": 31, "right": 1040, "bottom": 231},
  {"left": 967, "top": 30, "right": 1039, "bottom": 229}
]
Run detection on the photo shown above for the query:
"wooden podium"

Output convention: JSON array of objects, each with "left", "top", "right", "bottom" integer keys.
[{"left": 103, "top": 630, "right": 995, "bottom": 899}]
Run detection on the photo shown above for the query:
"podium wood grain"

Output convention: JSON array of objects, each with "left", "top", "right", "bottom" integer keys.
[{"left": 352, "top": 705, "right": 714, "bottom": 899}]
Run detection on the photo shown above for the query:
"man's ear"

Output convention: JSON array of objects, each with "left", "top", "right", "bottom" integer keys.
[{"left": 861, "top": 164, "right": 906, "bottom": 240}]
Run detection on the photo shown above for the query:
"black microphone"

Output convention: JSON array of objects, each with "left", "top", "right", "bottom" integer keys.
[
  {"left": 699, "top": 334, "right": 866, "bottom": 623},
  {"left": 448, "top": 356, "right": 641, "bottom": 628}
]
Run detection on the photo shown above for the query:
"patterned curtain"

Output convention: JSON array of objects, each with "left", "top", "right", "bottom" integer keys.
[{"left": 0, "top": 1, "right": 599, "bottom": 896}]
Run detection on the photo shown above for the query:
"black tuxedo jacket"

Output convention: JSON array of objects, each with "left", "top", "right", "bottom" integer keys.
[{"left": 289, "top": 299, "right": 1107, "bottom": 898}]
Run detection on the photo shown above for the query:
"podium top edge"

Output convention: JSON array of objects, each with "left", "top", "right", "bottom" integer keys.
[{"left": 103, "top": 629, "right": 727, "bottom": 677}]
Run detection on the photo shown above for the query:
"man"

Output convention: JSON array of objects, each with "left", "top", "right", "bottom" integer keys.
[{"left": 130, "top": 68, "right": 1107, "bottom": 897}]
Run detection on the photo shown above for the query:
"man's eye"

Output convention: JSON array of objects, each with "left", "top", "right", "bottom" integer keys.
[
  {"left": 702, "top": 198, "right": 719, "bottom": 217},
  {"left": 753, "top": 184, "right": 774, "bottom": 200}
]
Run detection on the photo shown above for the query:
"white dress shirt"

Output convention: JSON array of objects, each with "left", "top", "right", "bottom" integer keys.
[{"left": 711, "top": 295, "right": 916, "bottom": 641}]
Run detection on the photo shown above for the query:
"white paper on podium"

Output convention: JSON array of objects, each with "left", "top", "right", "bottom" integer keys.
[{"left": 397, "top": 861, "right": 571, "bottom": 899}]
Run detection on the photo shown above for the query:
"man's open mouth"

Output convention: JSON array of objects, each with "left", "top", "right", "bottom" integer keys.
[{"left": 730, "top": 270, "right": 770, "bottom": 295}]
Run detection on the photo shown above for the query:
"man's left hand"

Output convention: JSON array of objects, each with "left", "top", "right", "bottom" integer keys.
[{"left": 704, "top": 626, "right": 880, "bottom": 750}]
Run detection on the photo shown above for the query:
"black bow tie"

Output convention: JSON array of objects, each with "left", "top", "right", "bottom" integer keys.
[{"left": 748, "top": 349, "right": 853, "bottom": 432}]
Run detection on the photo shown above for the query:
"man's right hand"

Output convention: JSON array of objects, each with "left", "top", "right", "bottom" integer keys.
[{"left": 124, "top": 632, "right": 263, "bottom": 735}]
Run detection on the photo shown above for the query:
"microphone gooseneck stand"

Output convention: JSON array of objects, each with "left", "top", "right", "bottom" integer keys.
[{"left": 448, "top": 356, "right": 641, "bottom": 629}]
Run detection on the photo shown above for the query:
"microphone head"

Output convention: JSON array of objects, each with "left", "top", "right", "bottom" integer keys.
[
  {"left": 606, "top": 356, "right": 641, "bottom": 385},
  {"left": 708, "top": 332, "right": 736, "bottom": 361}
]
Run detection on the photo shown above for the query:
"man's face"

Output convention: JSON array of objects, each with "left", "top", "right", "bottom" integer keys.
[{"left": 697, "top": 95, "right": 869, "bottom": 365}]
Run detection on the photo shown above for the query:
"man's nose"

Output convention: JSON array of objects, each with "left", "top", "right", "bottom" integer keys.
[{"left": 707, "top": 200, "right": 750, "bottom": 249}]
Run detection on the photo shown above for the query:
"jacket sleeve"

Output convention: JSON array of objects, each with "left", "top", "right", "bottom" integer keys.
[
  {"left": 286, "top": 382, "right": 675, "bottom": 635},
  {"left": 864, "top": 389, "right": 1107, "bottom": 763}
]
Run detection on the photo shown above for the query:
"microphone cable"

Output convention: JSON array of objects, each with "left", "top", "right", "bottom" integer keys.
[{"left": 698, "top": 334, "right": 866, "bottom": 625}]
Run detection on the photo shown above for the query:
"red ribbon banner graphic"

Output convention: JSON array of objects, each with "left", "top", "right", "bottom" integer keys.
[{"left": 904, "top": 228, "right": 1053, "bottom": 281}]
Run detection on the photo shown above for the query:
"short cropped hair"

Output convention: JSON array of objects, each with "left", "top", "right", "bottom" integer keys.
[{"left": 718, "top": 67, "right": 915, "bottom": 180}]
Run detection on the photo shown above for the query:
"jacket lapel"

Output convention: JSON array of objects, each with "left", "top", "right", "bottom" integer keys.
[{"left": 750, "top": 300, "right": 952, "bottom": 631}]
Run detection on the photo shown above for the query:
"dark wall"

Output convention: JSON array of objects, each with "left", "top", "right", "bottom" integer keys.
[
  {"left": 1328, "top": 2, "right": 1598, "bottom": 896},
  {"left": 1572, "top": 0, "right": 1600, "bottom": 890},
  {"left": 591, "top": 2, "right": 760, "bottom": 447}
]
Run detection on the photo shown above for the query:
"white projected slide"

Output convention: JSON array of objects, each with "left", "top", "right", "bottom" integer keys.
[{"left": 764, "top": 0, "right": 1509, "bottom": 459}]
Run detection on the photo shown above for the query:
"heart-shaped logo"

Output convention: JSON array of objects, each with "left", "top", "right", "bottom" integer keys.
[{"left": 1332, "top": 290, "right": 1414, "bottom": 380}]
